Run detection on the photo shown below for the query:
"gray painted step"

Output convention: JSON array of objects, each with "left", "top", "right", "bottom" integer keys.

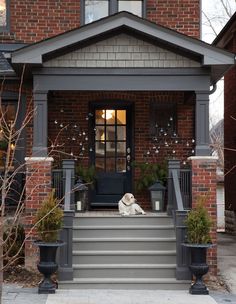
[
  {"left": 73, "top": 215, "right": 173, "bottom": 226},
  {"left": 59, "top": 278, "right": 190, "bottom": 290},
  {"left": 73, "top": 237, "right": 176, "bottom": 251},
  {"left": 72, "top": 250, "right": 176, "bottom": 264},
  {"left": 73, "top": 263, "right": 176, "bottom": 278},
  {"left": 65, "top": 213, "right": 185, "bottom": 290},
  {"left": 72, "top": 225, "right": 175, "bottom": 238}
]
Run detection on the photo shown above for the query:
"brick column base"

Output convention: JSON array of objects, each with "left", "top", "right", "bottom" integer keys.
[
  {"left": 24, "top": 157, "right": 53, "bottom": 270},
  {"left": 188, "top": 156, "right": 218, "bottom": 277}
]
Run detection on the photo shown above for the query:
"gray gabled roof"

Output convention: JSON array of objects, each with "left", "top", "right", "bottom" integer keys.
[
  {"left": 213, "top": 11, "right": 236, "bottom": 47},
  {"left": 11, "top": 12, "right": 235, "bottom": 82}
]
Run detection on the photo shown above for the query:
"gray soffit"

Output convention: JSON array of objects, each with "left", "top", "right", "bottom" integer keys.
[
  {"left": 11, "top": 12, "right": 235, "bottom": 82},
  {"left": 0, "top": 52, "right": 15, "bottom": 76}
]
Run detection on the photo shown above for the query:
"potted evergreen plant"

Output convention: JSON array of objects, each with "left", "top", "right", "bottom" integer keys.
[
  {"left": 34, "top": 190, "right": 64, "bottom": 294},
  {"left": 183, "top": 199, "right": 214, "bottom": 295}
]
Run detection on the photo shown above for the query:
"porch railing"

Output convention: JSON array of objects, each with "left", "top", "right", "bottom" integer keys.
[
  {"left": 55, "top": 159, "right": 76, "bottom": 281},
  {"left": 52, "top": 169, "right": 63, "bottom": 200},
  {"left": 167, "top": 159, "right": 191, "bottom": 280},
  {"left": 179, "top": 169, "right": 191, "bottom": 209}
]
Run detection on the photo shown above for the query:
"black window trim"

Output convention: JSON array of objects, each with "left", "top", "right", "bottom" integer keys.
[{"left": 81, "top": 0, "right": 146, "bottom": 25}]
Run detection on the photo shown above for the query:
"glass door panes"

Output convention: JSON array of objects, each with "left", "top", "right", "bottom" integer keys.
[{"left": 95, "top": 109, "right": 127, "bottom": 172}]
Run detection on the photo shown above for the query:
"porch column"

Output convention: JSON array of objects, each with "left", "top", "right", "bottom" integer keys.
[
  {"left": 195, "top": 91, "right": 211, "bottom": 156},
  {"left": 32, "top": 90, "right": 48, "bottom": 157}
]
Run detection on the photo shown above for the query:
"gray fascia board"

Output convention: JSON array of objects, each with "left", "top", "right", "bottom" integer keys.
[
  {"left": 33, "top": 67, "right": 210, "bottom": 76},
  {"left": 11, "top": 12, "right": 235, "bottom": 67}
]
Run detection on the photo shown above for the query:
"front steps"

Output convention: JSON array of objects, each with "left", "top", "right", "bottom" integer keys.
[{"left": 59, "top": 212, "right": 189, "bottom": 290}]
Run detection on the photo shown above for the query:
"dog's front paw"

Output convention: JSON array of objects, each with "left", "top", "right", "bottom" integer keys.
[{"left": 121, "top": 211, "right": 130, "bottom": 216}]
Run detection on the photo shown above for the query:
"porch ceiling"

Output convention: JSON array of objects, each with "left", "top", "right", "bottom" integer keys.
[{"left": 11, "top": 12, "right": 235, "bottom": 83}]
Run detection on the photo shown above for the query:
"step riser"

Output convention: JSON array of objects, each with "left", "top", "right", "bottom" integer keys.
[
  {"left": 73, "top": 268, "right": 176, "bottom": 278},
  {"left": 73, "top": 241, "right": 176, "bottom": 251},
  {"left": 73, "top": 254, "right": 176, "bottom": 264},
  {"left": 59, "top": 283, "right": 189, "bottom": 290},
  {"left": 73, "top": 217, "right": 173, "bottom": 226},
  {"left": 73, "top": 229, "right": 175, "bottom": 238}
]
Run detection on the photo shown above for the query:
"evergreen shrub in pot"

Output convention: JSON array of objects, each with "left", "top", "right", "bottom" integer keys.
[
  {"left": 34, "top": 190, "right": 64, "bottom": 294},
  {"left": 183, "top": 198, "right": 214, "bottom": 295}
]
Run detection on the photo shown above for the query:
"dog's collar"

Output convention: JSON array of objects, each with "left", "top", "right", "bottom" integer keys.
[{"left": 121, "top": 200, "right": 129, "bottom": 206}]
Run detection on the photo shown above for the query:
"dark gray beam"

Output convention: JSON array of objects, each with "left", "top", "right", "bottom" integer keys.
[
  {"left": 195, "top": 91, "right": 211, "bottom": 156},
  {"left": 33, "top": 72, "right": 210, "bottom": 92},
  {"left": 32, "top": 90, "right": 48, "bottom": 157}
]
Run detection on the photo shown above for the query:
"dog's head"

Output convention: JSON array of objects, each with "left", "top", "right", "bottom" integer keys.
[{"left": 122, "top": 193, "right": 136, "bottom": 206}]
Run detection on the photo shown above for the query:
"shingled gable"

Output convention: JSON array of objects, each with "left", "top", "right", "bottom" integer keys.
[{"left": 12, "top": 12, "right": 235, "bottom": 83}]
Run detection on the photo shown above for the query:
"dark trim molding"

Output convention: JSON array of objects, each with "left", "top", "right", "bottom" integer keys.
[{"left": 33, "top": 72, "right": 210, "bottom": 92}]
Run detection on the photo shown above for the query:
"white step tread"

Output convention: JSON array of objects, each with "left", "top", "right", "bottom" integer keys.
[
  {"left": 60, "top": 278, "right": 189, "bottom": 284},
  {"left": 73, "top": 264, "right": 176, "bottom": 269},
  {"left": 73, "top": 250, "right": 176, "bottom": 255},
  {"left": 73, "top": 225, "right": 174, "bottom": 230},
  {"left": 73, "top": 237, "right": 176, "bottom": 242}
]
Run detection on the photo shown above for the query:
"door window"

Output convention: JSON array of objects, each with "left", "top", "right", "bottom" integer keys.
[{"left": 95, "top": 109, "right": 127, "bottom": 173}]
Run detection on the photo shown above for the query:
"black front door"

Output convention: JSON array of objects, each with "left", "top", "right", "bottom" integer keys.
[{"left": 90, "top": 103, "right": 133, "bottom": 208}]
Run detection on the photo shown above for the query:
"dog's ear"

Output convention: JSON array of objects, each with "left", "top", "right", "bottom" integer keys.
[{"left": 124, "top": 193, "right": 130, "bottom": 201}]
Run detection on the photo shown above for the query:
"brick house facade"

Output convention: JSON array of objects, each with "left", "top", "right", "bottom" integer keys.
[
  {"left": 0, "top": 0, "right": 234, "bottom": 286},
  {"left": 214, "top": 12, "right": 236, "bottom": 234}
]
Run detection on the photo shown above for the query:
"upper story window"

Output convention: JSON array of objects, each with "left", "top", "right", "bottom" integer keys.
[
  {"left": 85, "top": 0, "right": 109, "bottom": 24},
  {"left": 84, "top": 0, "right": 144, "bottom": 24},
  {"left": 118, "top": 1, "right": 142, "bottom": 16},
  {"left": 0, "top": 0, "right": 10, "bottom": 31}
]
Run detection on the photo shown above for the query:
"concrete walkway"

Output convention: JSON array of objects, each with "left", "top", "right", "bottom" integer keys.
[
  {"left": 2, "top": 286, "right": 225, "bottom": 304},
  {"left": 3, "top": 285, "right": 236, "bottom": 304},
  {"left": 217, "top": 233, "right": 236, "bottom": 294},
  {"left": 2, "top": 232, "right": 236, "bottom": 304}
]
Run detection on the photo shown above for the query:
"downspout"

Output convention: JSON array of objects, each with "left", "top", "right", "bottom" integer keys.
[{"left": 209, "top": 82, "right": 217, "bottom": 95}]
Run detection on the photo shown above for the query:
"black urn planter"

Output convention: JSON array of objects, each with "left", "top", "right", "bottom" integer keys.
[
  {"left": 182, "top": 243, "right": 214, "bottom": 295},
  {"left": 34, "top": 241, "right": 65, "bottom": 294}
]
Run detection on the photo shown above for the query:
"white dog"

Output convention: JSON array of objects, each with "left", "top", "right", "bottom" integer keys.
[{"left": 118, "top": 193, "right": 146, "bottom": 216}]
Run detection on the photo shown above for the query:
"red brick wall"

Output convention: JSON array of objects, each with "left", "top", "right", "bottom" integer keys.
[
  {"left": 24, "top": 158, "right": 53, "bottom": 269},
  {"left": 1, "top": 0, "right": 80, "bottom": 43},
  {"left": 224, "top": 34, "right": 236, "bottom": 212},
  {"left": 48, "top": 91, "right": 195, "bottom": 209},
  {"left": 146, "top": 0, "right": 200, "bottom": 38},
  {"left": 189, "top": 156, "right": 217, "bottom": 277},
  {"left": 0, "top": 0, "right": 200, "bottom": 44}
]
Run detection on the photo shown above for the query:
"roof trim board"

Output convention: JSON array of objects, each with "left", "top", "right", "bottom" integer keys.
[{"left": 12, "top": 12, "right": 235, "bottom": 67}]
